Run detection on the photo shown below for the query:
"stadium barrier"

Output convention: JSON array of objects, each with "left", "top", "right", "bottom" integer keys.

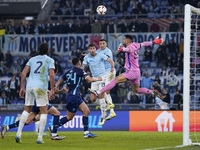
[{"left": 1, "top": 110, "right": 199, "bottom": 132}]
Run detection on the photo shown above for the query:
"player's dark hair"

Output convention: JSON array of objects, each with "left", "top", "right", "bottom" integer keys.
[
  {"left": 88, "top": 43, "right": 96, "bottom": 49},
  {"left": 99, "top": 39, "right": 107, "bottom": 42},
  {"left": 72, "top": 57, "right": 80, "bottom": 65},
  {"left": 124, "top": 35, "right": 133, "bottom": 41},
  {"left": 38, "top": 43, "right": 49, "bottom": 55}
]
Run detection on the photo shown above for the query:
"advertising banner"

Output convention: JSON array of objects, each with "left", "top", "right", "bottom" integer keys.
[
  {"left": 0, "top": 111, "right": 129, "bottom": 132},
  {"left": 129, "top": 111, "right": 200, "bottom": 132},
  {"left": 4, "top": 34, "right": 105, "bottom": 56}
]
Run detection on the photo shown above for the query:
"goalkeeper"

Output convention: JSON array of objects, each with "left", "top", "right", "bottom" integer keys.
[{"left": 89, "top": 35, "right": 164, "bottom": 100}]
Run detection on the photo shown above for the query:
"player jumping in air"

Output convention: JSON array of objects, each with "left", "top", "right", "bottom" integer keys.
[
  {"left": 97, "top": 39, "right": 116, "bottom": 120},
  {"left": 89, "top": 35, "right": 164, "bottom": 100},
  {"left": 83, "top": 43, "right": 115, "bottom": 126},
  {"left": 47, "top": 57, "right": 102, "bottom": 138},
  {"left": 16, "top": 43, "right": 55, "bottom": 144}
]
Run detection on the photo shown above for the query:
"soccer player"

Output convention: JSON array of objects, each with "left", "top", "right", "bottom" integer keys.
[
  {"left": 97, "top": 39, "right": 116, "bottom": 120},
  {"left": 1, "top": 101, "right": 65, "bottom": 140},
  {"left": 83, "top": 43, "right": 114, "bottom": 126},
  {"left": 16, "top": 43, "right": 55, "bottom": 144},
  {"left": 47, "top": 57, "right": 102, "bottom": 138},
  {"left": 89, "top": 35, "right": 164, "bottom": 100}
]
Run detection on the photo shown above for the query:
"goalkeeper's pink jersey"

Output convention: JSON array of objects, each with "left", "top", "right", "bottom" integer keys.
[{"left": 123, "top": 42, "right": 140, "bottom": 70}]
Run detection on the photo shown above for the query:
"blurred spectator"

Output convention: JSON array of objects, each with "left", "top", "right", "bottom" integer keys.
[
  {"left": 117, "top": 0, "right": 126, "bottom": 12},
  {"left": 68, "top": 19, "right": 76, "bottom": 33},
  {"left": 177, "top": 3, "right": 184, "bottom": 14},
  {"left": 10, "top": 61, "right": 21, "bottom": 76},
  {"left": 139, "top": 4, "right": 147, "bottom": 17},
  {"left": 128, "top": 20, "right": 139, "bottom": 32},
  {"left": 173, "top": 89, "right": 182, "bottom": 108},
  {"left": 61, "top": 5, "right": 71, "bottom": 15},
  {"left": 84, "top": 6, "right": 91, "bottom": 16},
  {"left": 110, "top": 0, "right": 118, "bottom": 13},
  {"left": 150, "top": 19, "right": 160, "bottom": 32},
  {"left": 100, "top": 20, "right": 107, "bottom": 34},
  {"left": 57, "top": 20, "right": 66, "bottom": 34},
  {"left": 144, "top": 46, "right": 152, "bottom": 61},
  {"left": 34, "top": 22, "right": 45, "bottom": 34},
  {"left": 16, "top": 23, "right": 26, "bottom": 34},
  {"left": 0, "top": 61, "right": 9, "bottom": 76},
  {"left": 45, "top": 20, "right": 53, "bottom": 34},
  {"left": 169, "top": 19, "right": 179, "bottom": 32},
  {"left": 167, "top": 39, "right": 177, "bottom": 59},
  {"left": 107, "top": 6, "right": 115, "bottom": 16},
  {"left": 139, "top": 93, "right": 146, "bottom": 108},
  {"left": 0, "top": 91, "right": 10, "bottom": 105},
  {"left": 117, "top": 19, "right": 127, "bottom": 32},
  {"left": 152, "top": 81, "right": 162, "bottom": 93},
  {"left": 92, "top": 20, "right": 101, "bottom": 33},
  {"left": 141, "top": 73, "right": 154, "bottom": 89},
  {"left": 8, "top": 75, "right": 18, "bottom": 101},
  {"left": 161, "top": 5, "right": 170, "bottom": 18},
  {"left": 150, "top": 1, "right": 160, "bottom": 14},
  {"left": 165, "top": 56, "right": 175, "bottom": 68},
  {"left": 117, "top": 82, "right": 129, "bottom": 103},
  {"left": 107, "top": 19, "right": 117, "bottom": 33},
  {"left": 131, "top": 4, "right": 140, "bottom": 15},
  {"left": 142, "top": 66, "right": 152, "bottom": 76},
  {"left": 52, "top": 4, "right": 63, "bottom": 15},
  {"left": 154, "top": 76, "right": 161, "bottom": 84},
  {"left": 83, "top": 20, "right": 91, "bottom": 33},
  {"left": 116, "top": 66, "right": 125, "bottom": 76},
  {"left": 162, "top": 88, "right": 170, "bottom": 104},
  {"left": 29, "top": 48, "right": 37, "bottom": 57},
  {"left": 154, "top": 46, "right": 165, "bottom": 67},
  {"left": 139, "top": 20, "right": 148, "bottom": 32},
  {"left": 75, "top": 19, "right": 84, "bottom": 33},
  {"left": 121, "top": 98, "right": 130, "bottom": 109},
  {"left": 167, "top": 70, "right": 178, "bottom": 94},
  {"left": 2, "top": 83, "right": 11, "bottom": 98},
  {"left": 5, "top": 50, "right": 13, "bottom": 67},
  {"left": 18, "top": 56, "right": 26, "bottom": 71},
  {"left": 130, "top": 93, "right": 140, "bottom": 104}
]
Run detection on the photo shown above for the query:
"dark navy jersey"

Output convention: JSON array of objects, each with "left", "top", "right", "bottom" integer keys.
[{"left": 61, "top": 67, "right": 87, "bottom": 96}]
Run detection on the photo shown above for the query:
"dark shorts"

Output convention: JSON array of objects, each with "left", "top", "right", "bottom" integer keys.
[
  {"left": 31, "top": 103, "right": 53, "bottom": 113},
  {"left": 65, "top": 94, "right": 83, "bottom": 113}
]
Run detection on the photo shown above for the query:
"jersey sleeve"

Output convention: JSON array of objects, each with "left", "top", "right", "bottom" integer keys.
[
  {"left": 83, "top": 55, "right": 88, "bottom": 65},
  {"left": 26, "top": 59, "right": 31, "bottom": 66},
  {"left": 100, "top": 53, "right": 108, "bottom": 61},
  {"left": 49, "top": 59, "right": 55, "bottom": 69}
]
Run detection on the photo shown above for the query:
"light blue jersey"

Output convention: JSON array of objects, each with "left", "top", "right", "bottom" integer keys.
[
  {"left": 26, "top": 55, "right": 55, "bottom": 91},
  {"left": 83, "top": 53, "right": 108, "bottom": 77},
  {"left": 97, "top": 47, "right": 113, "bottom": 72}
]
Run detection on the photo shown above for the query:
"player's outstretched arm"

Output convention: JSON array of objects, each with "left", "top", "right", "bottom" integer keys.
[
  {"left": 55, "top": 78, "right": 64, "bottom": 88},
  {"left": 85, "top": 76, "right": 102, "bottom": 82},
  {"left": 106, "top": 58, "right": 115, "bottom": 72},
  {"left": 140, "top": 37, "right": 163, "bottom": 47}
]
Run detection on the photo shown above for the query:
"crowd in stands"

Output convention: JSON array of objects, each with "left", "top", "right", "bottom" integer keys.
[
  {"left": 0, "top": 36, "right": 186, "bottom": 110},
  {"left": 1, "top": 0, "right": 200, "bottom": 109}
]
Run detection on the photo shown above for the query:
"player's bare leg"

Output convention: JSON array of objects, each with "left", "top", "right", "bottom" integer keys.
[{"left": 79, "top": 102, "right": 97, "bottom": 138}]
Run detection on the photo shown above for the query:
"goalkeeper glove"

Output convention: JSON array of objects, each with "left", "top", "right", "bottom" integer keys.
[
  {"left": 153, "top": 36, "right": 163, "bottom": 45},
  {"left": 116, "top": 43, "right": 122, "bottom": 52}
]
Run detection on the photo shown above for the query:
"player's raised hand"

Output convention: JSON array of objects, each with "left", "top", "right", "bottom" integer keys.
[
  {"left": 19, "top": 88, "right": 25, "bottom": 98},
  {"left": 116, "top": 43, "right": 122, "bottom": 52},
  {"left": 153, "top": 37, "right": 163, "bottom": 45}
]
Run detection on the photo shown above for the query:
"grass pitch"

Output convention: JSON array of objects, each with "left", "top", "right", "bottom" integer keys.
[{"left": 0, "top": 131, "right": 199, "bottom": 150}]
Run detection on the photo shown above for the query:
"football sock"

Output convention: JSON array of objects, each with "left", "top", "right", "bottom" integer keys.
[
  {"left": 137, "top": 88, "right": 153, "bottom": 94},
  {"left": 82, "top": 116, "right": 88, "bottom": 132},
  {"left": 99, "top": 98, "right": 106, "bottom": 118},
  {"left": 57, "top": 116, "right": 68, "bottom": 127},
  {"left": 38, "top": 114, "right": 47, "bottom": 140},
  {"left": 16, "top": 111, "right": 29, "bottom": 136},
  {"left": 107, "top": 94, "right": 115, "bottom": 113},
  {"left": 99, "top": 79, "right": 117, "bottom": 94},
  {"left": 52, "top": 115, "right": 60, "bottom": 133}
]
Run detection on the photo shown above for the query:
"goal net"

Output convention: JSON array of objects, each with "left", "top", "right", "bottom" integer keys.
[{"left": 183, "top": 4, "right": 200, "bottom": 146}]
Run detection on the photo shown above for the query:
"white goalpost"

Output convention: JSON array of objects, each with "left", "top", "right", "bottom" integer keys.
[{"left": 183, "top": 4, "right": 200, "bottom": 146}]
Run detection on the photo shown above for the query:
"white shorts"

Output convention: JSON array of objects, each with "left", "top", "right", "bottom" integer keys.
[
  {"left": 91, "top": 75, "right": 106, "bottom": 91},
  {"left": 105, "top": 70, "right": 116, "bottom": 85},
  {"left": 25, "top": 87, "right": 48, "bottom": 107}
]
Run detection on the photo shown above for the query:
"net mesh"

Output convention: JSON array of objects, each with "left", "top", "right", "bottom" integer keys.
[{"left": 189, "top": 9, "right": 200, "bottom": 144}]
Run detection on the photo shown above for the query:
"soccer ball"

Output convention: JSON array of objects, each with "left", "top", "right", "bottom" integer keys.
[{"left": 96, "top": 5, "right": 107, "bottom": 15}]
